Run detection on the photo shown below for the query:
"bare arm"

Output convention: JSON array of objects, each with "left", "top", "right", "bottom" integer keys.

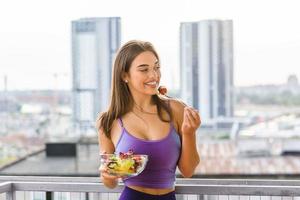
[
  {"left": 98, "top": 125, "right": 119, "bottom": 189},
  {"left": 171, "top": 100, "right": 201, "bottom": 177}
]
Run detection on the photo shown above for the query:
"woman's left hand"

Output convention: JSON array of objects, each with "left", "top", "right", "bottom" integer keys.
[{"left": 181, "top": 106, "right": 201, "bottom": 135}]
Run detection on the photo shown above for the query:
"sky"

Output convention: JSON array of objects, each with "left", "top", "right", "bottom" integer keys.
[{"left": 0, "top": 0, "right": 300, "bottom": 90}]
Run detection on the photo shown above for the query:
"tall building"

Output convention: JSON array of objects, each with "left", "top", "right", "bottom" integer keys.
[
  {"left": 180, "top": 20, "right": 234, "bottom": 124},
  {"left": 72, "top": 17, "right": 121, "bottom": 133}
]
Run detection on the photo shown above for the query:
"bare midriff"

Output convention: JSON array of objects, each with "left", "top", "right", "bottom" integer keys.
[{"left": 127, "top": 185, "right": 175, "bottom": 195}]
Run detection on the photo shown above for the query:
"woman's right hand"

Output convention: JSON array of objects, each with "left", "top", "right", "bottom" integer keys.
[
  {"left": 99, "top": 150, "right": 121, "bottom": 189},
  {"left": 99, "top": 166, "right": 121, "bottom": 180},
  {"left": 99, "top": 165, "right": 121, "bottom": 189}
]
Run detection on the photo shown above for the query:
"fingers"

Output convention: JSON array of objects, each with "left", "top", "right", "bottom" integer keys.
[
  {"left": 99, "top": 168, "right": 120, "bottom": 180},
  {"left": 184, "top": 109, "right": 196, "bottom": 127},
  {"left": 191, "top": 109, "right": 201, "bottom": 125},
  {"left": 102, "top": 173, "right": 121, "bottom": 180},
  {"left": 184, "top": 107, "right": 201, "bottom": 128}
]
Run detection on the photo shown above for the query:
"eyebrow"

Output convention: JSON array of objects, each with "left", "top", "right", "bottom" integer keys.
[{"left": 137, "top": 61, "right": 159, "bottom": 68}]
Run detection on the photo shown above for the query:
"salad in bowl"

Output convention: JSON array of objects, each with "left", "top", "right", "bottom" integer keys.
[{"left": 100, "top": 150, "right": 148, "bottom": 178}]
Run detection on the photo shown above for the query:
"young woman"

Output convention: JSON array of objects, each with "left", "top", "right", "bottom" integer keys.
[{"left": 96, "top": 40, "right": 201, "bottom": 200}]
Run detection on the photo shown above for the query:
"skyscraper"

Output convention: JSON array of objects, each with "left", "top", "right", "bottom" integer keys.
[
  {"left": 72, "top": 17, "right": 121, "bottom": 133},
  {"left": 180, "top": 20, "right": 234, "bottom": 124}
]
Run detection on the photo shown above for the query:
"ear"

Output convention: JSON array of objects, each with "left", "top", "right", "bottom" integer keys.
[{"left": 121, "top": 72, "right": 129, "bottom": 83}]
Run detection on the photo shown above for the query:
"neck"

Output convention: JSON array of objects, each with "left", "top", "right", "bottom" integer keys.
[
  {"left": 133, "top": 101, "right": 157, "bottom": 115},
  {"left": 131, "top": 94, "right": 157, "bottom": 114},
  {"left": 131, "top": 93, "right": 154, "bottom": 108}
]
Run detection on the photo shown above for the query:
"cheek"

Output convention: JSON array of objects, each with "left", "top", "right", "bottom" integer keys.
[
  {"left": 133, "top": 72, "right": 146, "bottom": 81},
  {"left": 131, "top": 76, "right": 145, "bottom": 86}
]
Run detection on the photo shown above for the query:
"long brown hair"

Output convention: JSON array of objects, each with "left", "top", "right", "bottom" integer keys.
[{"left": 96, "top": 40, "right": 172, "bottom": 138}]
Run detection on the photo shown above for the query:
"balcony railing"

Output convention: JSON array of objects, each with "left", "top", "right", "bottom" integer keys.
[{"left": 1, "top": 176, "right": 300, "bottom": 200}]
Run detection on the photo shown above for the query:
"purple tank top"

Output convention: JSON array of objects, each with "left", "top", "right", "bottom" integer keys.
[{"left": 115, "top": 118, "right": 181, "bottom": 189}]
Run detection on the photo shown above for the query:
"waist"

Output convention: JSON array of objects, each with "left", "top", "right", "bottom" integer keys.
[
  {"left": 126, "top": 185, "right": 175, "bottom": 195},
  {"left": 123, "top": 168, "right": 176, "bottom": 189}
]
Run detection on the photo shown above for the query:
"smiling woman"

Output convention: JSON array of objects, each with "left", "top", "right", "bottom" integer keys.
[
  {"left": 96, "top": 40, "right": 201, "bottom": 200},
  {"left": 123, "top": 51, "right": 161, "bottom": 97}
]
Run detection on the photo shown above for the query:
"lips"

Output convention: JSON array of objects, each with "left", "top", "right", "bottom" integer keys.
[{"left": 144, "top": 81, "right": 158, "bottom": 89}]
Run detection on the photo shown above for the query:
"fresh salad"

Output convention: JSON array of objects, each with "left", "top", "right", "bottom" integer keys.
[{"left": 101, "top": 150, "right": 147, "bottom": 177}]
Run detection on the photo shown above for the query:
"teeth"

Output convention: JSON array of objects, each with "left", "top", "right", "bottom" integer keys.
[{"left": 145, "top": 82, "right": 157, "bottom": 85}]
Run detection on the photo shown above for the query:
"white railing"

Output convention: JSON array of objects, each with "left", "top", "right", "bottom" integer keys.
[{"left": 1, "top": 176, "right": 300, "bottom": 200}]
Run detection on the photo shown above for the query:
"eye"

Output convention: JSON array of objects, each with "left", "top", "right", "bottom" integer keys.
[{"left": 140, "top": 68, "right": 148, "bottom": 72}]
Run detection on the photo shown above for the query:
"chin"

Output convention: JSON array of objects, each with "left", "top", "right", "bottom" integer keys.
[{"left": 144, "top": 90, "right": 157, "bottom": 96}]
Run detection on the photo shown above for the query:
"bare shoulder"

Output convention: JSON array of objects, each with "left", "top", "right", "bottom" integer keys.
[
  {"left": 97, "top": 116, "right": 116, "bottom": 154},
  {"left": 167, "top": 98, "right": 186, "bottom": 134},
  {"left": 160, "top": 95, "right": 185, "bottom": 112},
  {"left": 168, "top": 98, "right": 185, "bottom": 114}
]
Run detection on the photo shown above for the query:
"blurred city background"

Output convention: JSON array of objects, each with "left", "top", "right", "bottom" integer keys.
[{"left": 1, "top": 0, "right": 300, "bottom": 179}]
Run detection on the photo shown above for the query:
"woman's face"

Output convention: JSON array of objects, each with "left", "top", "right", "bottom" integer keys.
[{"left": 124, "top": 51, "right": 161, "bottom": 97}]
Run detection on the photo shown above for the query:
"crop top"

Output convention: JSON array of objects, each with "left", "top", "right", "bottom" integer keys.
[{"left": 115, "top": 118, "right": 181, "bottom": 189}]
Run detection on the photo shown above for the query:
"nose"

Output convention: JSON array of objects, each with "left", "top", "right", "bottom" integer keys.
[{"left": 149, "top": 68, "right": 159, "bottom": 79}]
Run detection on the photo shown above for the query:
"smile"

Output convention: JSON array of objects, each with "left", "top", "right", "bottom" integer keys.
[{"left": 144, "top": 81, "right": 157, "bottom": 86}]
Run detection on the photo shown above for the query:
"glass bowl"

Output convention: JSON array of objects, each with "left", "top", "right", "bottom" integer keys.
[{"left": 100, "top": 153, "right": 148, "bottom": 178}]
